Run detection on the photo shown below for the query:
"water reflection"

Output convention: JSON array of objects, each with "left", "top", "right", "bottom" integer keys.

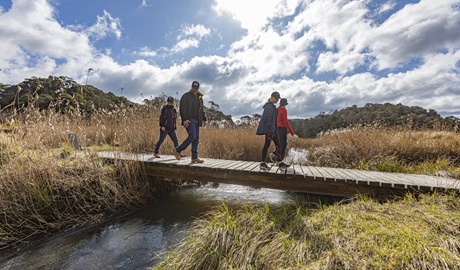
[{"left": 0, "top": 183, "right": 332, "bottom": 270}]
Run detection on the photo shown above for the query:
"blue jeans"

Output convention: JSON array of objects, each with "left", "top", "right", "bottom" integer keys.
[
  {"left": 176, "top": 119, "right": 200, "bottom": 159},
  {"left": 154, "top": 129, "right": 179, "bottom": 154}
]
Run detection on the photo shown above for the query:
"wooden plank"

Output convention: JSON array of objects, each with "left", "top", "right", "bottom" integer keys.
[
  {"left": 197, "top": 159, "right": 230, "bottom": 168},
  {"left": 250, "top": 162, "right": 264, "bottom": 173},
  {"left": 323, "top": 167, "right": 352, "bottom": 183},
  {"left": 147, "top": 157, "right": 177, "bottom": 163},
  {"left": 98, "top": 151, "right": 460, "bottom": 197},
  {"left": 241, "top": 162, "right": 261, "bottom": 172},
  {"left": 267, "top": 163, "right": 280, "bottom": 174},
  {"left": 392, "top": 173, "right": 429, "bottom": 190},
  {"left": 385, "top": 172, "right": 420, "bottom": 188},
  {"left": 238, "top": 161, "right": 259, "bottom": 171},
  {"left": 209, "top": 159, "right": 238, "bottom": 169},
  {"left": 301, "top": 165, "right": 317, "bottom": 179},
  {"left": 314, "top": 166, "right": 338, "bottom": 181},
  {"left": 359, "top": 171, "right": 398, "bottom": 187},
  {"left": 368, "top": 172, "right": 408, "bottom": 189},
  {"left": 308, "top": 166, "right": 326, "bottom": 180},
  {"left": 341, "top": 169, "right": 390, "bottom": 186},
  {"left": 292, "top": 164, "right": 305, "bottom": 178},
  {"left": 226, "top": 160, "right": 252, "bottom": 170},
  {"left": 278, "top": 165, "right": 295, "bottom": 176}
]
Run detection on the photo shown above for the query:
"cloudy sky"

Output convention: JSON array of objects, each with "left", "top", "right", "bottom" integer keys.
[{"left": 0, "top": 0, "right": 459, "bottom": 118}]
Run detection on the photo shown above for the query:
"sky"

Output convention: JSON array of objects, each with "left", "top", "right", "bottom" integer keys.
[{"left": 0, "top": 0, "right": 459, "bottom": 119}]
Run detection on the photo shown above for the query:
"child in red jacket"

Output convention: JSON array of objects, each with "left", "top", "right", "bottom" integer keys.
[{"left": 272, "top": 98, "right": 294, "bottom": 167}]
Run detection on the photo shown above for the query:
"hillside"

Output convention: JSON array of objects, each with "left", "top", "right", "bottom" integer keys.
[
  {"left": 1, "top": 77, "right": 457, "bottom": 135},
  {"left": 0, "top": 76, "right": 134, "bottom": 114},
  {"left": 0, "top": 76, "right": 234, "bottom": 125},
  {"left": 290, "top": 103, "right": 459, "bottom": 138}
]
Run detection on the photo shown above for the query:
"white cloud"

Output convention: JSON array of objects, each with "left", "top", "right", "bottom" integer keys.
[
  {"left": 0, "top": 0, "right": 94, "bottom": 82},
  {"left": 157, "top": 24, "right": 211, "bottom": 55},
  {"left": 377, "top": 1, "right": 396, "bottom": 14},
  {"left": 179, "top": 24, "right": 211, "bottom": 39},
  {"left": 366, "top": 0, "right": 460, "bottom": 69},
  {"left": 172, "top": 38, "right": 200, "bottom": 53},
  {"left": 133, "top": 46, "right": 157, "bottom": 57},
  {"left": 139, "top": 0, "right": 151, "bottom": 8},
  {"left": 212, "top": 0, "right": 301, "bottom": 32},
  {"left": 85, "top": 10, "right": 122, "bottom": 40},
  {"left": 1, "top": 0, "right": 459, "bottom": 120}
]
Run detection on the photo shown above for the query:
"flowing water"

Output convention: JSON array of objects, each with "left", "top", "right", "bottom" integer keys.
[{"left": 0, "top": 183, "right": 336, "bottom": 270}]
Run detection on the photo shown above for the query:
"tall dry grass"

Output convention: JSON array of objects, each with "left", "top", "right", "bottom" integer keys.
[
  {"left": 2, "top": 101, "right": 459, "bottom": 250},
  {"left": 302, "top": 126, "right": 460, "bottom": 177},
  {"left": 0, "top": 104, "right": 168, "bottom": 250}
]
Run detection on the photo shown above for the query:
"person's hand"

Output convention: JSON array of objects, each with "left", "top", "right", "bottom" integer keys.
[
  {"left": 183, "top": 120, "right": 191, "bottom": 128},
  {"left": 161, "top": 127, "right": 165, "bottom": 131}
]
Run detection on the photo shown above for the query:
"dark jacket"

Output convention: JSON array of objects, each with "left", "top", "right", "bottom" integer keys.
[
  {"left": 159, "top": 105, "right": 177, "bottom": 131},
  {"left": 179, "top": 90, "right": 207, "bottom": 127},
  {"left": 256, "top": 102, "right": 278, "bottom": 135}
]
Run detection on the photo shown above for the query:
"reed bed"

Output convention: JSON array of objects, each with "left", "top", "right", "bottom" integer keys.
[
  {"left": 0, "top": 105, "right": 166, "bottom": 250},
  {"left": 302, "top": 126, "right": 460, "bottom": 177},
  {"left": 2, "top": 102, "right": 459, "bottom": 255},
  {"left": 154, "top": 194, "right": 460, "bottom": 270}
]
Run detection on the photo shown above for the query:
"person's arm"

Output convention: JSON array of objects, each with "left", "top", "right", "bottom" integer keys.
[
  {"left": 200, "top": 97, "right": 207, "bottom": 123},
  {"left": 159, "top": 106, "right": 166, "bottom": 127},
  {"left": 179, "top": 94, "right": 190, "bottom": 125},
  {"left": 282, "top": 108, "right": 295, "bottom": 135},
  {"left": 264, "top": 105, "right": 275, "bottom": 134}
]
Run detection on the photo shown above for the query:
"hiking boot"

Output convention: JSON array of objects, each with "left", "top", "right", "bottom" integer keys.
[
  {"left": 191, "top": 158, "right": 204, "bottom": 163},
  {"left": 153, "top": 153, "right": 160, "bottom": 158},
  {"left": 173, "top": 148, "right": 182, "bottom": 160},
  {"left": 278, "top": 162, "right": 291, "bottom": 168},
  {"left": 260, "top": 162, "right": 269, "bottom": 170}
]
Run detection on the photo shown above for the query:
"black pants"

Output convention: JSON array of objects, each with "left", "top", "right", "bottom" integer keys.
[
  {"left": 277, "top": 127, "right": 288, "bottom": 159},
  {"left": 261, "top": 132, "right": 280, "bottom": 162}
]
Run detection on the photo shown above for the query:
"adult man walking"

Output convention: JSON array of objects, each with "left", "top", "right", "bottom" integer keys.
[{"left": 174, "top": 81, "right": 207, "bottom": 163}]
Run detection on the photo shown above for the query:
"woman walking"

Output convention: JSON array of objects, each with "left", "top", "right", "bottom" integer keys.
[{"left": 256, "top": 91, "right": 282, "bottom": 170}]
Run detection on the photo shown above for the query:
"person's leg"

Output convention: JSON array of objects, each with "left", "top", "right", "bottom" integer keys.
[
  {"left": 191, "top": 120, "right": 200, "bottom": 159},
  {"left": 272, "top": 130, "right": 282, "bottom": 162},
  {"left": 261, "top": 134, "right": 273, "bottom": 162},
  {"left": 176, "top": 121, "right": 197, "bottom": 153},
  {"left": 168, "top": 130, "right": 179, "bottom": 148},
  {"left": 278, "top": 127, "right": 288, "bottom": 159},
  {"left": 154, "top": 131, "right": 168, "bottom": 154}
]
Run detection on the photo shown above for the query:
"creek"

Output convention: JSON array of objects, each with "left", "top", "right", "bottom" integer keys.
[{"left": 0, "top": 183, "right": 336, "bottom": 270}]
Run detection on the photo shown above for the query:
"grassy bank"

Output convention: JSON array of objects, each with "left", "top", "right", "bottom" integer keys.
[
  {"left": 1, "top": 103, "right": 459, "bottom": 255},
  {"left": 0, "top": 105, "right": 168, "bottom": 250},
  {"left": 154, "top": 194, "right": 460, "bottom": 270}
]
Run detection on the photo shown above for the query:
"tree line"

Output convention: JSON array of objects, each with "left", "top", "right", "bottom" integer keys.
[
  {"left": 289, "top": 103, "right": 459, "bottom": 138},
  {"left": 1, "top": 76, "right": 458, "bottom": 137},
  {"left": 0, "top": 76, "right": 234, "bottom": 125}
]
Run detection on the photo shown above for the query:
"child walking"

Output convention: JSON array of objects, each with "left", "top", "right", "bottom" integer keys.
[
  {"left": 256, "top": 91, "right": 282, "bottom": 170},
  {"left": 153, "top": 96, "right": 182, "bottom": 158},
  {"left": 275, "top": 98, "right": 294, "bottom": 167}
]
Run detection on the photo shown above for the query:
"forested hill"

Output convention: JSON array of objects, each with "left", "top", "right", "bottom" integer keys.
[
  {"left": 0, "top": 76, "right": 134, "bottom": 113},
  {"left": 0, "top": 76, "right": 234, "bottom": 125},
  {"left": 291, "top": 103, "right": 460, "bottom": 138}
]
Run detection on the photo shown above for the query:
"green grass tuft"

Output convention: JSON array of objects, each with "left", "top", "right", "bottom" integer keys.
[{"left": 154, "top": 194, "right": 460, "bottom": 270}]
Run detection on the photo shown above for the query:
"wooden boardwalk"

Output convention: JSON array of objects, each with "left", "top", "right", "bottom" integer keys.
[{"left": 98, "top": 152, "right": 460, "bottom": 197}]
